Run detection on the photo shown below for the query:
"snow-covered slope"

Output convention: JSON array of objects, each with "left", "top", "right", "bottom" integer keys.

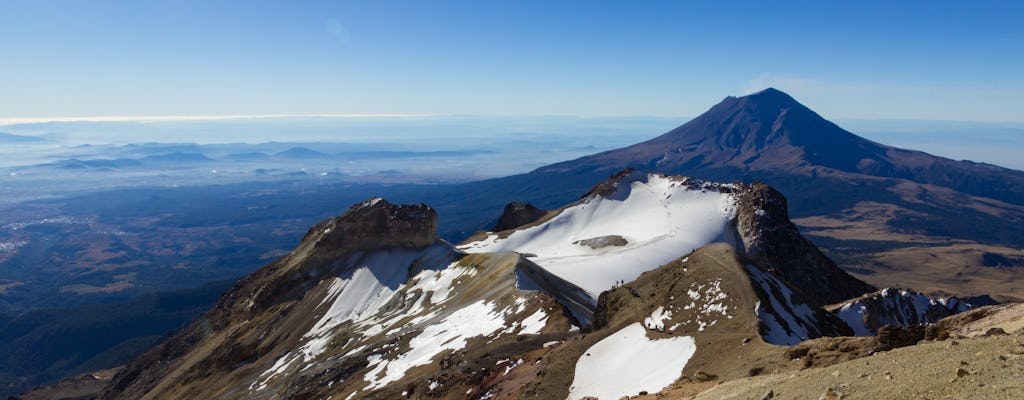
[
  {"left": 461, "top": 171, "right": 739, "bottom": 303},
  {"left": 101, "top": 199, "right": 577, "bottom": 400},
  {"left": 834, "top": 288, "right": 972, "bottom": 336}
]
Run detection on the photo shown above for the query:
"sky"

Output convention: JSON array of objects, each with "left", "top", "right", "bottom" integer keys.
[{"left": 1, "top": 0, "right": 1022, "bottom": 123}]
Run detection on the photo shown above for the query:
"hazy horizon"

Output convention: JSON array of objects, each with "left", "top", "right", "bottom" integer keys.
[{"left": 3, "top": 113, "right": 1023, "bottom": 171}]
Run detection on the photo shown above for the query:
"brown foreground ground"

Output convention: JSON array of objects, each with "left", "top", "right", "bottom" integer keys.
[
  {"left": 636, "top": 303, "right": 1024, "bottom": 400},
  {"left": 16, "top": 297, "right": 1024, "bottom": 400}
]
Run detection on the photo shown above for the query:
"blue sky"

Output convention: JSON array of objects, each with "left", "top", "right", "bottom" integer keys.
[{"left": 1, "top": 1, "right": 1022, "bottom": 122}]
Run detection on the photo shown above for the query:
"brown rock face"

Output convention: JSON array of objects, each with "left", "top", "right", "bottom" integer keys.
[
  {"left": 734, "top": 182, "right": 875, "bottom": 306},
  {"left": 493, "top": 201, "right": 548, "bottom": 231},
  {"left": 876, "top": 324, "right": 926, "bottom": 351},
  {"left": 313, "top": 197, "right": 438, "bottom": 251}
]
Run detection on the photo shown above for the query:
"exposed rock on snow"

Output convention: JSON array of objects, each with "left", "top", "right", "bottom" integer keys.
[
  {"left": 573, "top": 235, "right": 628, "bottom": 249},
  {"left": 745, "top": 264, "right": 852, "bottom": 345},
  {"left": 493, "top": 201, "right": 549, "bottom": 231},
  {"left": 834, "top": 288, "right": 971, "bottom": 336}
]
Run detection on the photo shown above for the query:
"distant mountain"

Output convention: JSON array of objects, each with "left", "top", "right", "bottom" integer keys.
[
  {"left": 0, "top": 132, "right": 47, "bottom": 143},
  {"left": 52, "top": 158, "right": 142, "bottom": 170},
  {"left": 275, "top": 147, "right": 332, "bottom": 159},
  {"left": 431, "top": 88, "right": 1024, "bottom": 302},
  {"left": 538, "top": 88, "right": 1024, "bottom": 206},
  {"left": 336, "top": 150, "right": 487, "bottom": 159},
  {"left": 140, "top": 152, "right": 214, "bottom": 163},
  {"left": 226, "top": 152, "right": 271, "bottom": 160}
]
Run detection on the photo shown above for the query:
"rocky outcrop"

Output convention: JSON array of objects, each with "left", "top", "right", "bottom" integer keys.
[
  {"left": 493, "top": 201, "right": 548, "bottom": 231},
  {"left": 99, "top": 197, "right": 579, "bottom": 400},
  {"left": 100, "top": 197, "right": 451, "bottom": 399},
  {"left": 734, "top": 182, "right": 875, "bottom": 306},
  {"left": 313, "top": 196, "right": 438, "bottom": 251},
  {"left": 573, "top": 235, "right": 628, "bottom": 249},
  {"left": 204, "top": 197, "right": 442, "bottom": 328},
  {"left": 833, "top": 288, "right": 971, "bottom": 336}
]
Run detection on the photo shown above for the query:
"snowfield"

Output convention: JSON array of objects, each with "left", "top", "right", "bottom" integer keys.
[
  {"left": 567, "top": 322, "right": 697, "bottom": 400},
  {"left": 461, "top": 173, "right": 738, "bottom": 301}
]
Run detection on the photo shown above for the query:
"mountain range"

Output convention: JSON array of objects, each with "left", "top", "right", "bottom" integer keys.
[
  {"left": 50, "top": 170, "right": 1004, "bottom": 399},
  {"left": 13, "top": 89, "right": 1024, "bottom": 399},
  {"left": 81, "top": 173, "right": 878, "bottom": 399}
]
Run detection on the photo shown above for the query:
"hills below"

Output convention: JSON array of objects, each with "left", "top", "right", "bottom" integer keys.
[{"left": 0, "top": 132, "right": 47, "bottom": 143}]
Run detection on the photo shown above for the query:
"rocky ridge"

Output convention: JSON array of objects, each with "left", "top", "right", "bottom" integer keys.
[
  {"left": 31, "top": 171, "right": 984, "bottom": 400},
  {"left": 832, "top": 288, "right": 972, "bottom": 336}
]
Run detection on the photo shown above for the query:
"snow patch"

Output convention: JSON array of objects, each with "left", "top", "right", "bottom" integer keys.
[
  {"left": 519, "top": 308, "right": 548, "bottom": 335},
  {"left": 250, "top": 353, "right": 298, "bottom": 391},
  {"left": 680, "top": 279, "right": 731, "bottom": 332},
  {"left": 644, "top": 306, "right": 672, "bottom": 330},
  {"left": 567, "top": 322, "right": 697, "bottom": 400},
  {"left": 364, "top": 300, "right": 508, "bottom": 389}
]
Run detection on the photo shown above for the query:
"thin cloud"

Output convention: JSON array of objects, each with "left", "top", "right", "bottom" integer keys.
[
  {"left": 0, "top": 113, "right": 433, "bottom": 126},
  {"left": 742, "top": 73, "right": 879, "bottom": 95},
  {"left": 326, "top": 18, "right": 352, "bottom": 44}
]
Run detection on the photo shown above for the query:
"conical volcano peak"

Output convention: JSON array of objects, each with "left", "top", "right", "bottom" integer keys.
[
  {"left": 724, "top": 87, "right": 812, "bottom": 119},
  {"left": 745, "top": 87, "right": 798, "bottom": 103},
  {"left": 603, "top": 86, "right": 887, "bottom": 174},
  {"left": 715, "top": 88, "right": 803, "bottom": 112}
]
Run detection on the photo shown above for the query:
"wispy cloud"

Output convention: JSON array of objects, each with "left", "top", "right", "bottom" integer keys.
[
  {"left": 742, "top": 73, "right": 879, "bottom": 95},
  {"left": 0, "top": 113, "right": 433, "bottom": 126},
  {"left": 326, "top": 18, "right": 352, "bottom": 44}
]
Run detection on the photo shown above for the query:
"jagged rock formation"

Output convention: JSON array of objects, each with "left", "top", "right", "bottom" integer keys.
[
  {"left": 100, "top": 198, "right": 576, "bottom": 399},
  {"left": 70, "top": 171, "right": 974, "bottom": 400},
  {"left": 832, "top": 288, "right": 972, "bottom": 336},
  {"left": 734, "top": 182, "right": 875, "bottom": 306},
  {"left": 493, "top": 202, "right": 549, "bottom": 231}
]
